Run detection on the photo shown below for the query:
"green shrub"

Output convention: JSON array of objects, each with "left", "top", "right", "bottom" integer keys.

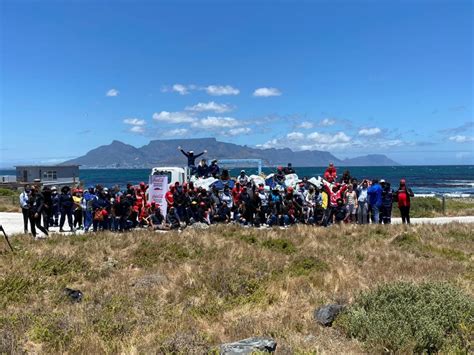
[
  {"left": 337, "top": 282, "right": 474, "bottom": 353},
  {"left": 32, "top": 255, "right": 89, "bottom": 276},
  {"left": 132, "top": 240, "right": 202, "bottom": 267},
  {"left": 30, "top": 313, "right": 74, "bottom": 351},
  {"left": 288, "top": 256, "right": 329, "bottom": 276},
  {"left": 391, "top": 232, "right": 421, "bottom": 249},
  {"left": 261, "top": 238, "right": 296, "bottom": 254},
  {"left": 0, "top": 188, "right": 17, "bottom": 197}
]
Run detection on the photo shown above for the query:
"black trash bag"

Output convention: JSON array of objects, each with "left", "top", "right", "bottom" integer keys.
[
  {"left": 220, "top": 337, "right": 277, "bottom": 354},
  {"left": 314, "top": 304, "right": 344, "bottom": 326},
  {"left": 64, "top": 287, "right": 83, "bottom": 303}
]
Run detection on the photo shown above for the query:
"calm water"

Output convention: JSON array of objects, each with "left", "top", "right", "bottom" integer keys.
[{"left": 2, "top": 165, "right": 473, "bottom": 196}]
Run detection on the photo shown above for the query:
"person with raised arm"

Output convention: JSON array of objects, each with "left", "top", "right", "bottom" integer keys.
[{"left": 178, "top": 146, "right": 207, "bottom": 168}]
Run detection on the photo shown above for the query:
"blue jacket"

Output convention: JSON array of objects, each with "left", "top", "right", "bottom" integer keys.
[{"left": 367, "top": 184, "right": 382, "bottom": 207}]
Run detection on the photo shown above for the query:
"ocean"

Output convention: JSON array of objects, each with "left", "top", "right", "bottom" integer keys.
[{"left": 1, "top": 165, "right": 473, "bottom": 197}]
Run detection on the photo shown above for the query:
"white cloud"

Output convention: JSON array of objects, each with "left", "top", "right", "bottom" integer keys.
[
  {"left": 205, "top": 85, "right": 239, "bottom": 96},
  {"left": 297, "top": 121, "right": 314, "bottom": 129},
  {"left": 129, "top": 125, "right": 145, "bottom": 134},
  {"left": 287, "top": 132, "right": 305, "bottom": 141},
  {"left": 359, "top": 127, "right": 382, "bottom": 136},
  {"left": 123, "top": 118, "right": 145, "bottom": 126},
  {"left": 319, "top": 118, "right": 336, "bottom": 126},
  {"left": 152, "top": 111, "right": 196, "bottom": 124},
  {"left": 106, "top": 88, "right": 119, "bottom": 97},
  {"left": 171, "top": 84, "right": 191, "bottom": 95},
  {"left": 192, "top": 116, "right": 240, "bottom": 129},
  {"left": 185, "top": 101, "right": 233, "bottom": 113},
  {"left": 449, "top": 135, "right": 474, "bottom": 143},
  {"left": 164, "top": 128, "right": 189, "bottom": 137},
  {"left": 228, "top": 127, "right": 251, "bottom": 136},
  {"left": 253, "top": 87, "right": 282, "bottom": 97},
  {"left": 308, "top": 131, "right": 351, "bottom": 144},
  {"left": 256, "top": 139, "right": 279, "bottom": 149}
]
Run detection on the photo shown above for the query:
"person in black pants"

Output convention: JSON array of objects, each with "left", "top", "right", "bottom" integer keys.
[
  {"left": 394, "top": 179, "right": 414, "bottom": 224},
  {"left": 19, "top": 185, "right": 31, "bottom": 233},
  {"left": 28, "top": 186, "right": 49, "bottom": 238},
  {"left": 41, "top": 186, "right": 52, "bottom": 231},
  {"left": 59, "top": 186, "right": 74, "bottom": 232}
]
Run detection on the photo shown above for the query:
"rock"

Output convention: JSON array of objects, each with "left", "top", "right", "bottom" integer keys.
[
  {"left": 131, "top": 274, "right": 166, "bottom": 289},
  {"left": 314, "top": 304, "right": 344, "bottom": 326},
  {"left": 220, "top": 337, "right": 277, "bottom": 354},
  {"left": 64, "top": 288, "right": 83, "bottom": 303},
  {"left": 189, "top": 222, "right": 209, "bottom": 230}
]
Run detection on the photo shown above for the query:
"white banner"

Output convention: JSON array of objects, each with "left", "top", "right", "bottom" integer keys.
[{"left": 149, "top": 175, "right": 168, "bottom": 217}]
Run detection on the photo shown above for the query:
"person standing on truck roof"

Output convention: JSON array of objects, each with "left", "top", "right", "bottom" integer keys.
[{"left": 178, "top": 146, "right": 207, "bottom": 168}]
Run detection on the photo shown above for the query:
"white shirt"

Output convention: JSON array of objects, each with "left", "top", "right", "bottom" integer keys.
[{"left": 19, "top": 191, "right": 29, "bottom": 208}]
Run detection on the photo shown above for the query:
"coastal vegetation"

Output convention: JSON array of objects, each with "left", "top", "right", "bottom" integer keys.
[{"left": 1, "top": 223, "right": 472, "bottom": 353}]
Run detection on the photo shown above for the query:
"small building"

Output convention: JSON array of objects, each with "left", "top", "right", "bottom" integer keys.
[{"left": 15, "top": 165, "right": 80, "bottom": 186}]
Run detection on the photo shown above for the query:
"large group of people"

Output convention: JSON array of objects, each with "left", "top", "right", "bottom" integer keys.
[{"left": 18, "top": 154, "right": 415, "bottom": 238}]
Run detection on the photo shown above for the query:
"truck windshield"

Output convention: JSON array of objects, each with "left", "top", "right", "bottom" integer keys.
[{"left": 152, "top": 171, "right": 172, "bottom": 182}]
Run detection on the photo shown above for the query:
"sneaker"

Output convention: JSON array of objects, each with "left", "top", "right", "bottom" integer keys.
[{"left": 59, "top": 228, "right": 65, "bottom": 232}]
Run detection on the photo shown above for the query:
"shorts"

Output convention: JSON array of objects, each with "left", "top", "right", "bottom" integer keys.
[{"left": 347, "top": 204, "right": 356, "bottom": 215}]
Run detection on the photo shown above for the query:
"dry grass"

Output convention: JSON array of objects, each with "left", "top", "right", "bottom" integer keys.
[{"left": 0, "top": 223, "right": 473, "bottom": 353}]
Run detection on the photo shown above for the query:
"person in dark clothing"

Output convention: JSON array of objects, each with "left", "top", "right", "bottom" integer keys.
[
  {"left": 150, "top": 206, "right": 165, "bottom": 229},
  {"left": 394, "top": 179, "right": 414, "bottom": 224},
  {"left": 92, "top": 192, "right": 110, "bottom": 231},
  {"left": 275, "top": 166, "right": 286, "bottom": 185},
  {"left": 41, "top": 186, "right": 52, "bottom": 230},
  {"left": 334, "top": 198, "right": 347, "bottom": 224},
  {"left": 28, "top": 186, "right": 49, "bottom": 238},
  {"left": 209, "top": 159, "right": 220, "bottom": 178},
  {"left": 59, "top": 186, "right": 74, "bottom": 232},
  {"left": 19, "top": 185, "right": 30, "bottom": 233},
  {"left": 283, "top": 163, "right": 295, "bottom": 175},
  {"left": 166, "top": 207, "right": 181, "bottom": 229},
  {"left": 196, "top": 159, "right": 209, "bottom": 178},
  {"left": 340, "top": 170, "right": 351, "bottom": 184},
  {"left": 178, "top": 146, "right": 207, "bottom": 168},
  {"left": 380, "top": 181, "right": 393, "bottom": 224}
]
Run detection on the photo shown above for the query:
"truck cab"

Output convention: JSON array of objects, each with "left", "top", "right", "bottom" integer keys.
[{"left": 150, "top": 167, "right": 189, "bottom": 185}]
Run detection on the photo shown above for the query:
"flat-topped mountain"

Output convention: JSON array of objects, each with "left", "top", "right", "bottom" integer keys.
[{"left": 63, "top": 138, "right": 399, "bottom": 168}]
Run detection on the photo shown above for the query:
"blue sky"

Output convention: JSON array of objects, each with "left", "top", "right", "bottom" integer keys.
[{"left": 1, "top": 0, "right": 472, "bottom": 167}]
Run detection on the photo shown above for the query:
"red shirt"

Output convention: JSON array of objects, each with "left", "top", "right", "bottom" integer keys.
[
  {"left": 165, "top": 191, "right": 174, "bottom": 206},
  {"left": 398, "top": 189, "right": 409, "bottom": 207}
]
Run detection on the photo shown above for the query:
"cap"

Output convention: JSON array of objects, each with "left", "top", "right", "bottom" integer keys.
[
  {"left": 287, "top": 186, "right": 294, "bottom": 192},
  {"left": 139, "top": 182, "right": 145, "bottom": 186},
  {"left": 241, "top": 170, "right": 246, "bottom": 173},
  {"left": 380, "top": 179, "right": 386, "bottom": 183},
  {"left": 400, "top": 179, "right": 406, "bottom": 184}
]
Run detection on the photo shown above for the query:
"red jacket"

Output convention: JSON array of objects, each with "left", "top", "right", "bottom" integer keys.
[
  {"left": 324, "top": 183, "right": 347, "bottom": 207},
  {"left": 324, "top": 167, "right": 337, "bottom": 183}
]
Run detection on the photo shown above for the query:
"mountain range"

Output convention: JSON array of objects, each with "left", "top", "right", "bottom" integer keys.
[{"left": 63, "top": 138, "right": 399, "bottom": 168}]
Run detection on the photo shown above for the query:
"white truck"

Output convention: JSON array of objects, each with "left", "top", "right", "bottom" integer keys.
[{"left": 150, "top": 166, "right": 190, "bottom": 185}]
